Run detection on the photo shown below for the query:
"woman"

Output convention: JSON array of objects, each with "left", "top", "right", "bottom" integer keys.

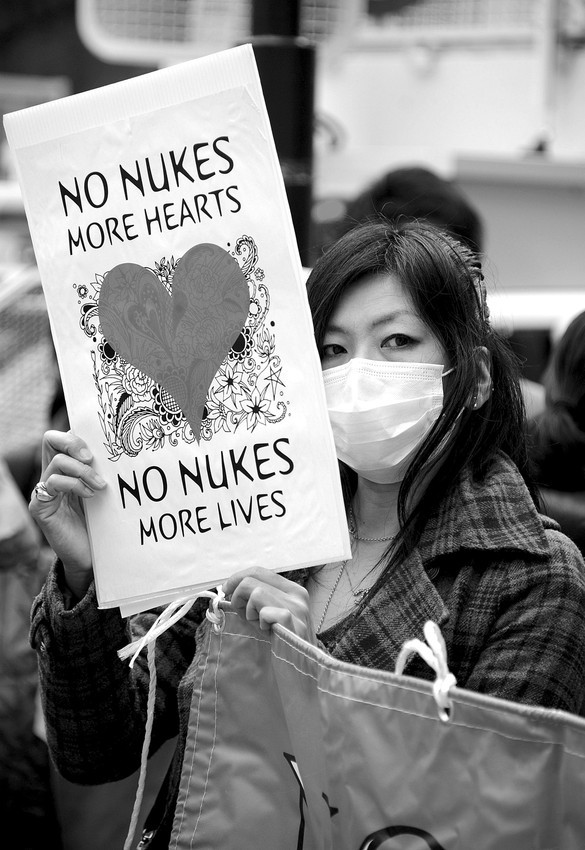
[{"left": 29, "top": 221, "right": 585, "bottom": 847}]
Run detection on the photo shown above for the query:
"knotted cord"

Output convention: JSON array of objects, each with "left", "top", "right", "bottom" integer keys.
[
  {"left": 120, "top": 587, "right": 225, "bottom": 850},
  {"left": 394, "top": 620, "right": 456, "bottom": 722}
]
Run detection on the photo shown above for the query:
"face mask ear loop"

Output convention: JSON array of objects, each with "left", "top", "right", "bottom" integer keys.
[{"left": 441, "top": 366, "right": 455, "bottom": 378}]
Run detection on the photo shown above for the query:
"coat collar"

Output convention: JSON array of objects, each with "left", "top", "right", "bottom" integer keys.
[
  {"left": 322, "top": 544, "right": 449, "bottom": 670},
  {"left": 418, "top": 451, "right": 551, "bottom": 563}
]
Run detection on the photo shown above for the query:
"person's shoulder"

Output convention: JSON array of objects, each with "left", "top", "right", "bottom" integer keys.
[
  {"left": 465, "top": 450, "right": 527, "bottom": 494},
  {"left": 480, "top": 449, "right": 527, "bottom": 482},
  {"left": 534, "top": 527, "right": 585, "bottom": 637},
  {"left": 483, "top": 525, "right": 585, "bottom": 642},
  {"left": 539, "top": 487, "right": 585, "bottom": 555},
  {"left": 542, "top": 520, "right": 585, "bottom": 576},
  {"left": 455, "top": 451, "right": 543, "bottom": 546},
  {"left": 504, "top": 520, "right": 585, "bottom": 611}
]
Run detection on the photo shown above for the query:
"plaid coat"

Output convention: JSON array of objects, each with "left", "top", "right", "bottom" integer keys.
[{"left": 30, "top": 451, "right": 585, "bottom": 845}]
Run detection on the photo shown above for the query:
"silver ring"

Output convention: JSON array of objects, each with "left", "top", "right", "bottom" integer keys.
[{"left": 33, "top": 481, "right": 57, "bottom": 502}]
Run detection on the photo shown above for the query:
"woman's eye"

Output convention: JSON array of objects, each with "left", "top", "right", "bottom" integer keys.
[
  {"left": 321, "top": 342, "right": 346, "bottom": 359},
  {"left": 382, "top": 334, "right": 412, "bottom": 349}
]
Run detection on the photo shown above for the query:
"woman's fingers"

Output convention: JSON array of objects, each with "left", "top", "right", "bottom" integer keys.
[
  {"left": 30, "top": 458, "right": 106, "bottom": 520},
  {"left": 31, "top": 472, "right": 98, "bottom": 506},
  {"left": 256, "top": 606, "right": 296, "bottom": 633},
  {"left": 44, "top": 458, "right": 106, "bottom": 494},
  {"left": 27, "top": 430, "right": 99, "bottom": 593},
  {"left": 223, "top": 566, "right": 301, "bottom": 598},
  {"left": 30, "top": 429, "right": 104, "bottom": 544},
  {"left": 227, "top": 572, "right": 307, "bottom": 614},
  {"left": 32, "top": 429, "right": 106, "bottom": 513},
  {"left": 223, "top": 568, "right": 315, "bottom": 642},
  {"left": 41, "top": 429, "right": 93, "bottom": 470}
]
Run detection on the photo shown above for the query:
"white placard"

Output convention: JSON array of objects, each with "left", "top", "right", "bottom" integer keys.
[{"left": 5, "top": 45, "right": 350, "bottom": 614}]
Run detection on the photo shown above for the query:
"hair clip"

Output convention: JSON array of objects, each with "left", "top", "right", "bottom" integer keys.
[{"left": 440, "top": 231, "right": 490, "bottom": 326}]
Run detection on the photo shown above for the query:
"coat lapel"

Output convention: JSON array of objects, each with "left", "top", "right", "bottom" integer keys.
[{"left": 323, "top": 548, "right": 449, "bottom": 674}]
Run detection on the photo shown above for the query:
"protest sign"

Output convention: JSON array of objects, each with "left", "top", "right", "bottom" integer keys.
[{"left": 4, "top": 45, "right": 350, "bottom": 614}]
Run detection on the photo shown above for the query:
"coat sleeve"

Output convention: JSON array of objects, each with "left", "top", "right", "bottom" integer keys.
[
  {"left": 30, "top": 559, "right": 205, "bottom": 784},
  {"left": 457, "top": 531, "right": 585, "bottom": 715}
]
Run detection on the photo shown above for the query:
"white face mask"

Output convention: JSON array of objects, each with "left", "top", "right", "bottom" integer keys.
[{"left": 322, "top": 358, "right": 449, "bottom": 485}]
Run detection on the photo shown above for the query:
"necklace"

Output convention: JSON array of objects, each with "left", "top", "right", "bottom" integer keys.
[
  {"left": 348, "top": 505, "right": 396, "bottom": 543},
  {"left": 345, "top": 568, "right": 371, "bottom": 601},
  {"left": 316, "top": 560, "right": 347, "bottom": 632}
]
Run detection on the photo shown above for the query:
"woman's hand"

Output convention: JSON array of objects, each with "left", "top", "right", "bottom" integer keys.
[
  {"left": 29, "top": 430, "right": 106, "bottom": 599},
  {"left": 222, "top": 567, "right": 316, "bottom": 644}
]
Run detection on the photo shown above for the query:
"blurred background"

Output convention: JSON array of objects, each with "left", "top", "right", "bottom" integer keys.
[
  {"left": 1, "top": 0, "right": 585, "bottom": 459},
  {"left": 1, "top": 0, "right": 585, "bottom": 457},
  {"left": 1, "top": 2, "right": 585, "bottom": 848}
]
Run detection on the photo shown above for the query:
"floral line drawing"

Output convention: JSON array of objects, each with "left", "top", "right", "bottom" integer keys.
[{"left": 77, "top": 236, "right": 288, "bottom": 460}]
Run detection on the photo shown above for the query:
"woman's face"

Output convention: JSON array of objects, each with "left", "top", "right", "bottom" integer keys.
[{"left": 321, "top": 272, "right": 449, "bottom": 371}]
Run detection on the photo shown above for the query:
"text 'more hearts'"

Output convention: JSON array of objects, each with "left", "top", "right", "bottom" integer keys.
[{"left": 98, "top": 243, "right": 250, "bottom": 441}]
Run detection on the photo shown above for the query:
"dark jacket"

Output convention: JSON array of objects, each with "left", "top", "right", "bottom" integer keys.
[{"left": 30, "top": 451, "right": 585, "bottom": 847}]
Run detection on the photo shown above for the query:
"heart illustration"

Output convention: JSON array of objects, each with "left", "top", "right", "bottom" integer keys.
[{"left": 98, "top": 242, "right": 250, "bottom": 441}]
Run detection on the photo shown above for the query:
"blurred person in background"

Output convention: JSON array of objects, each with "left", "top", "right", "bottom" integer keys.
[
  {"left": 0, "top": 454, "right": 62, "bottom": 850},
  {"left": 335, "top": 165, "right": 483, "bottom": 254},
  {"left": 527, "top": 311, "right": 585, "bottom": 555},
  {"left": 311, "top": 164, "right": 483, "bottom": 262}
]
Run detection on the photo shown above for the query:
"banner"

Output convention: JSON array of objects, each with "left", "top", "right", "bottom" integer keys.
[
  {"left": 171, "top": 611, "right": 585, "bottom": 850},
  {"left": 4, "top": 45, "right": 350, "bottom": 613}
]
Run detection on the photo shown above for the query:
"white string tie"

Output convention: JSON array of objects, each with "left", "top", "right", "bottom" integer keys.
[
  {"left": 204, "top": 590, "right": 226, "bottom": 634},
  {"left": 394, "top": 620, "right": 456, "bottom": 722},
  {"left": 119, "top": 586, "right": 225, "bottom": 850},
  {"left": 118, "top": 586, "right": 226, "bottom": 666}
]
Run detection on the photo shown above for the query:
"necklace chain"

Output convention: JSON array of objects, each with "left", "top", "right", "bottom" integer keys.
[
  {"left": 317, "top": 504, "right": 397, "bottom": 632},
  {"left": 316, "top": 555, "right": 380, "bottom": 632},
  {"left": 345, "top": 568, "right": 371, "bottom": 602},
  {"left": 316, "top": 560, "right": 347, "bottom": 633},
  {"left": 348, "top": 505, "right": 396, "bottom": 543}
]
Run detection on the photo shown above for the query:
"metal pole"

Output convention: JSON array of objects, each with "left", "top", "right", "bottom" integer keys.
[{"left": 250, "top": 0, "right": 315, "bottom": 267}]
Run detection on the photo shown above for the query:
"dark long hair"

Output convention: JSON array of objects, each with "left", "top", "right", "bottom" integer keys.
[
  {"left": 307, "top": 219, "right": 538, "bottom": 561},
  {"left": 529, "top": 310, "right": 585, "bottom": 490}
]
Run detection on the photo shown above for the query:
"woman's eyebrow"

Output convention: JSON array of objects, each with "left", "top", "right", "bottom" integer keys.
[
  {"left": 371, "top": 310, "right": 413, "bottom": 329},
  {"left": 325, "top": 310, "right": 414, "bottom": 336},
  {"left": 323, "top": 321, "right": 346, "bottom": 335}
]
